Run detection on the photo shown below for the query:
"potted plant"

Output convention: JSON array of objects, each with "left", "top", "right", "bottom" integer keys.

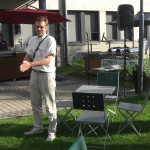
[{"left": 132, "top": 58, "right": 150, "bottom": 93}]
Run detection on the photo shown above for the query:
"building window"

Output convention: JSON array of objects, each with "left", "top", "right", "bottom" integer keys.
[
  {"left": 106, "top": 12, "right": 133, "bottom": 41},
  {"left": 68, "top": 11, "right": 99, "bottom": 42},
  {"left": 144, "top": 25, "right": 150, "bottom": 40},
  {"left": 143, "top": 13, "right": 150, "bottom": 40},
  {"left": 47, "top": 10, "right": 61, "bottom": 45},
  {"left": 85, "top": 12, "right": 99, "bottom": 41},
  {"left": 49, "top": 24, "right": 60, "bottom": 45},
  {"left": 68, "top": 12, "right": 80, "bottom": 42},
  {"left": 106, "top": 12, "right": 117, "bottom": 40}
]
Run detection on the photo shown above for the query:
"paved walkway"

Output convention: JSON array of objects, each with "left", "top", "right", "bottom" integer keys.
[
  {"left": 0, "top": 74, "right": 136, "bottom": 119},
  {"left": 0, "top": 75, "right": 89, "bottom": 119}
]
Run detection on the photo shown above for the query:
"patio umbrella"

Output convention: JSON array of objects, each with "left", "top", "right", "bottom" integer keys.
[
  {"left": 106, "top": 13, "right": 150, "bottom": 27},
  {"left": 0, "top": 8, "right": 70, "bottom": 24},
  {"left": 134, "top": 13, "right": 150, "bottom": 27}
]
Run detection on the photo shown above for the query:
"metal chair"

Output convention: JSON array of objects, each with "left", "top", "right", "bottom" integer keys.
[
  {"left": 72, "top": 92, "right": 110, "bottom": 149},
  {"left": 56, "top": 90, "right": 76, "bottom": 132},
  {"left": 97, "top": 71, "right": 119, "bottom": 117},
  {"left": 118, "top": 89, "right": 150, "bottom": 136},
  {"left": 68, "top": 136, "right": 87, "bottom": 150}
]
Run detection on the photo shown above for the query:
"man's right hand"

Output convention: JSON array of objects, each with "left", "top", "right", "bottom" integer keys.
[{"left": 20, "top": 61, "right": 31, "bottom": 72}]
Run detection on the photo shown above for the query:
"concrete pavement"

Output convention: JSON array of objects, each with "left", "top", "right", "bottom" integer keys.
[
  {"left": 0, "top": 74, "right": 135, "bottom": 119},
  {"left": 0, "top": 75, "right": 90, "bottom": 119}
]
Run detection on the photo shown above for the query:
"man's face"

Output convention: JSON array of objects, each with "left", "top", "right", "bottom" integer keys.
[{"left": 35, "top": 21, "right": 48, "bottom": 37}]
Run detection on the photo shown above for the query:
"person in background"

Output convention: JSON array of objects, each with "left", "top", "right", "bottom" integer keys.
[
  {"left": 20, "top": 16, "right": 57, "bottom": 142},
  {"left": 145, "top": 36, "right": 150, "bottom": 58},
  {"left": 0, "top": 33, "right": 8, "bottom": 50}
]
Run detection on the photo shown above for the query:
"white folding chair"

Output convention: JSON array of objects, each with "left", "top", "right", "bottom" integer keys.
[
  {"left": 118, "top": 89, "right": 150, "bottom": 136},
  {"left": 97, "top": 71, "right": 119, "bottom": 118},
  {"left": 72, "top": 92, "right": 110, "bottom": 149},
  {"left": 56, "top": 90, "right": 76, "bottom": 132}
]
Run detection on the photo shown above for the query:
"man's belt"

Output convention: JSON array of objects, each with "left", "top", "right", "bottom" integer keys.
[{"left": 32, "top": 69, "right": 47, "bottom": 73}]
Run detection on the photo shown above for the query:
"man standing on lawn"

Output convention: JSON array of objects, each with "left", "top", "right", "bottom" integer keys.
[{"left": 20, "top": 16, "right": 57, "bottom": 142}]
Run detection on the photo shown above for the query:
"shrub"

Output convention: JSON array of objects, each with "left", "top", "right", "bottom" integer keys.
[{"left": 143, "top": 58, "right": 150, "bottom": 78}]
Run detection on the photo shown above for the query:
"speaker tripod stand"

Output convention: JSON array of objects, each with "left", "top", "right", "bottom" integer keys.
[
  {"left": 121, "top": 27, "right": 132, "bottom": 97},
  {"left": 117, "top": 4, "right": 134, "bottom": 96},
  {"left": 86, "top": 32, "right": 90, "bottom": 85}
]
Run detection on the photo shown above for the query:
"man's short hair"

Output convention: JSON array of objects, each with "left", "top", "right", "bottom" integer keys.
[{"left": 35, "top": 16, "right": 49, "bottom": 26}]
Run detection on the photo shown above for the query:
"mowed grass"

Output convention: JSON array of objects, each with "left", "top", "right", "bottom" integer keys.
[
  {"left": 1, "top": 94, "right": 150, "bottom": 150},
  {"left": 1, "top": 64, "right": 150, "bottom": 150}
]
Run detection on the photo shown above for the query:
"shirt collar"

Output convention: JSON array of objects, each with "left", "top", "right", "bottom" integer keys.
[{"left": 37, "top": 33, "right": 47, "bottom": 41}]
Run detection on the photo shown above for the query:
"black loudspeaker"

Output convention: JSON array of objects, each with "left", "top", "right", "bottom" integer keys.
[{"left": 117, "top": 4, "right": 134, "bottom": 30}]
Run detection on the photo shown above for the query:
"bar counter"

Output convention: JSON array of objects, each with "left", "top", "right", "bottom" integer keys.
[{"left": 0, "top": 50, "right": 31, "bottom": 81}]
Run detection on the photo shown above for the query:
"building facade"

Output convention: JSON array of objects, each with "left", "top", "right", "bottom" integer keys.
[{"left": 0, "top": 0, "right": 150, "bottom": 65}]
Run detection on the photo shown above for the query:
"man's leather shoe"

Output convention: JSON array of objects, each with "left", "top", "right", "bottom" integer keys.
[{"left": 24, "top": 128, "right": 43, "bottom": 135}]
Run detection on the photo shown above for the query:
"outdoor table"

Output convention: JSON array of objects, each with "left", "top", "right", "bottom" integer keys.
[
  {"left": 101, "top": 58, "right": 137, "bottom": 68},
  {"left": 92, "top": 64, "right": 121, "bottom": 72},
  {"left": 75, "top": 85, "right": 115, "bottom": 95}
]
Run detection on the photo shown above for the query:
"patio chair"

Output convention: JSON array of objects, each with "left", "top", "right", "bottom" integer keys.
[
  {"left": 72, "top": 92, "right": 110, "bottom": 149},
  {"left": 118, "top": 89, "right": 150, "bottom": 136},
  {"left": 68, "top": 136, "right": 87, "bottom": 150},
  {"left": 97, "top": 71, "right": 119, "bottom": 117},
  {"left": 56, "top": 90, "right": 76, "bottom": 132}
]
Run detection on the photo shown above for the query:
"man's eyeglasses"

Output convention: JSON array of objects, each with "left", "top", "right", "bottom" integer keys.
[{"left": 35, "top": 26, "right": 47, "bottom": 29}]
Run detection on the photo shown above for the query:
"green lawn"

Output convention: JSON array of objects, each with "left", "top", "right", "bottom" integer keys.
[
  {"left": 0, "top": 94, "right": 150, "bottom": 150},
  {"left": 1, "top": 65, "right": 150, "bottom": 150}
]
